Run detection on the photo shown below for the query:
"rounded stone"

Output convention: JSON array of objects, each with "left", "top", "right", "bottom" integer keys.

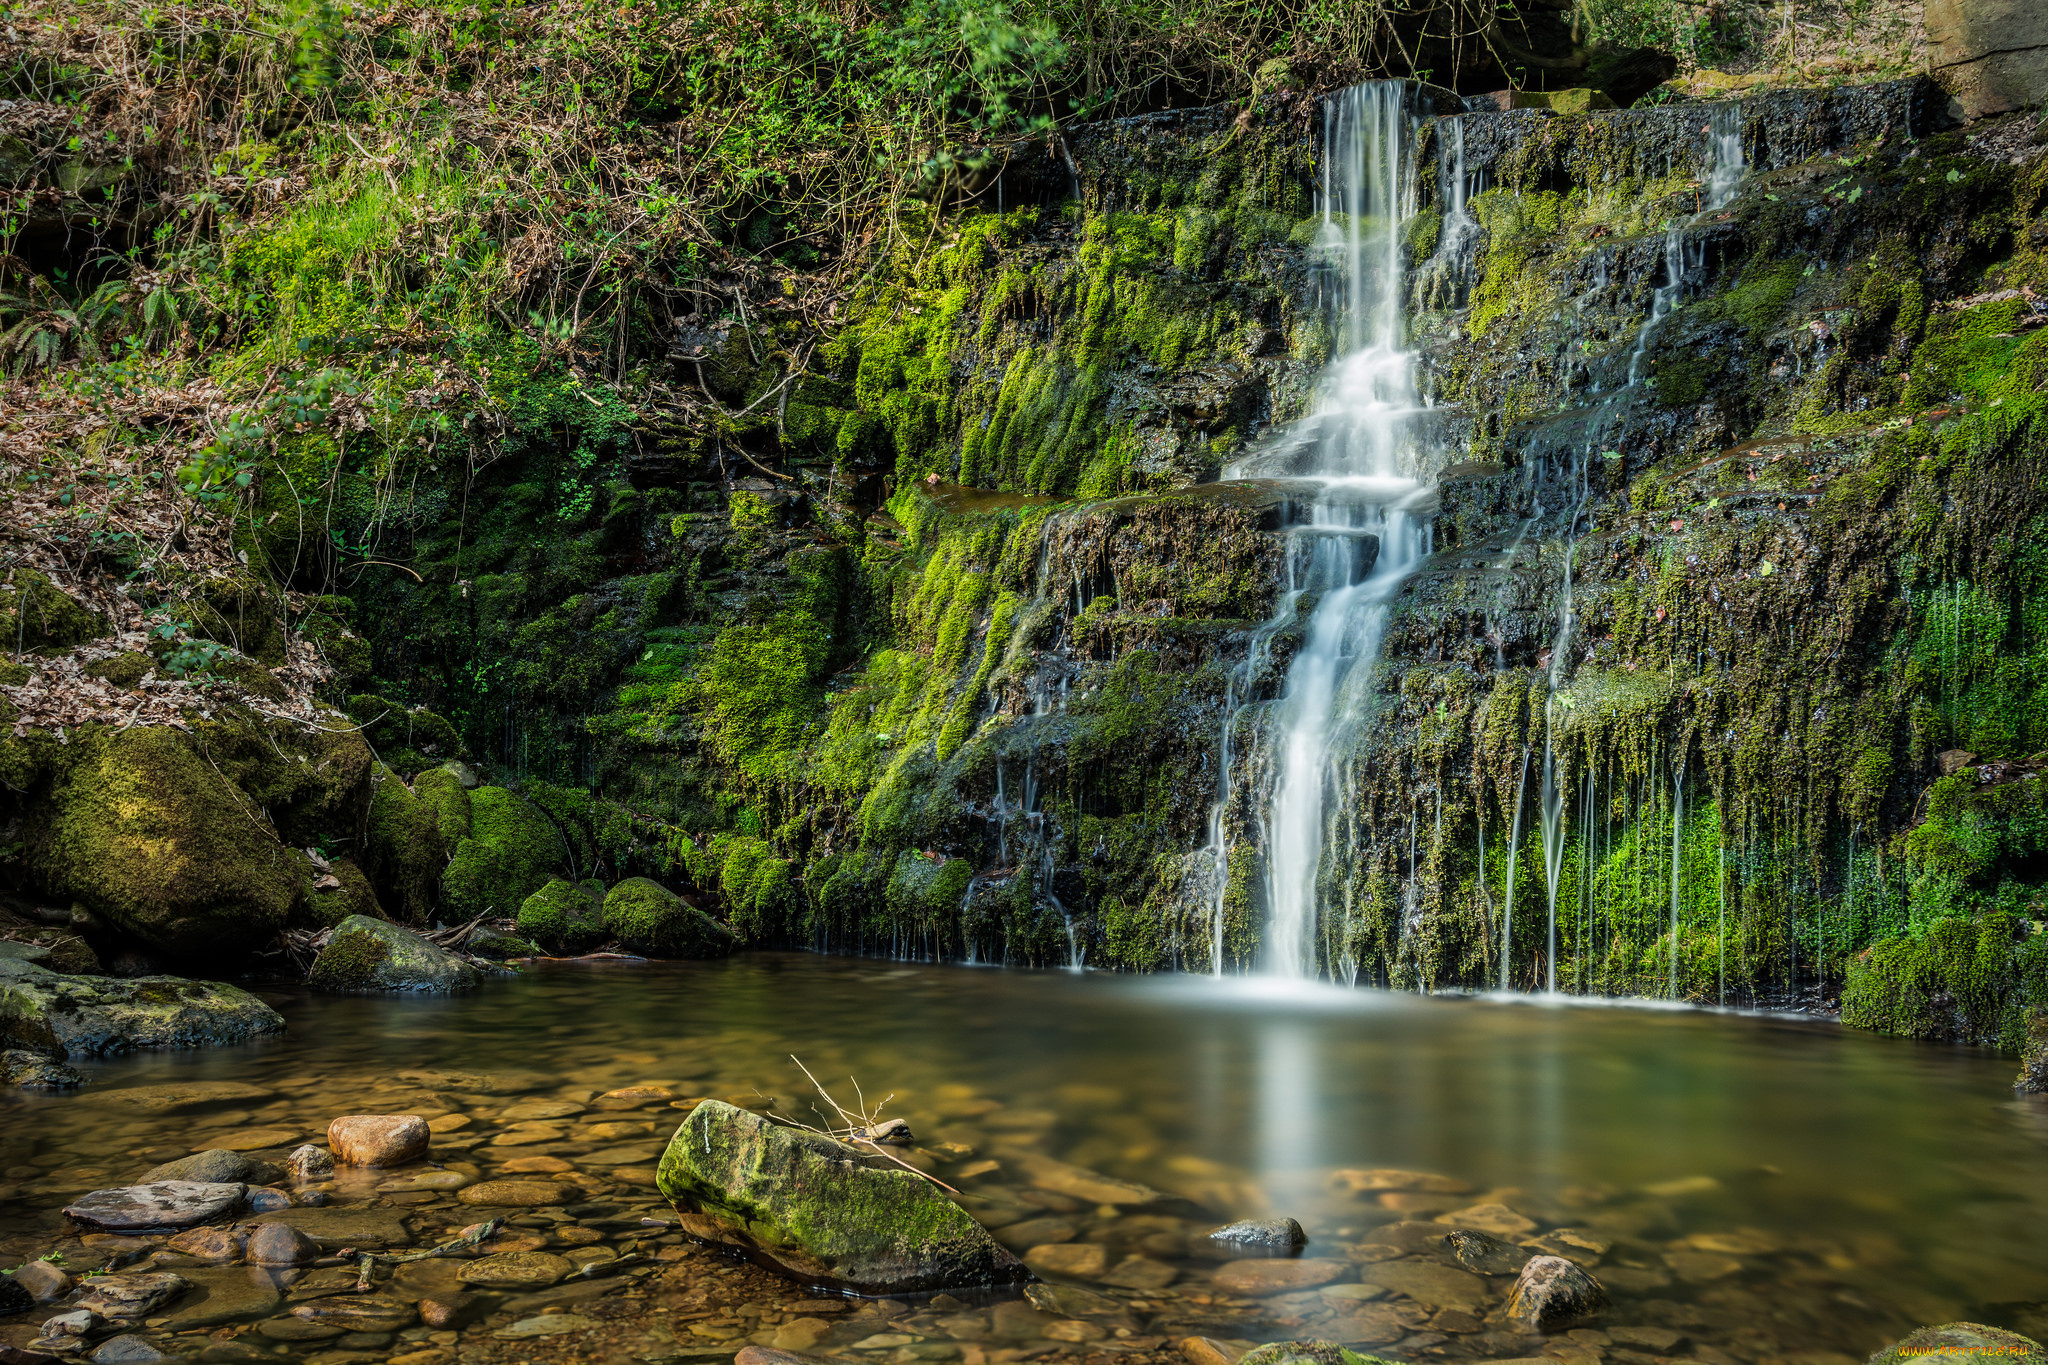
[
  {"left": 244, "top": 1222, "right": 321, "bottom": 1267},
  {"left": 456, "top": 1251, "right": 573, "bottom": 1290},
  {"left": 288, "top": 1294, "right": 417, "bottom": 1332},
  {"left": 328, "top": 1114, "right": 429, "bottom": 1167},
  {"left": 1211, "top": 1259, "right": 1348, "bottom": 1295},
  {"left": 457, "top": 1180, "right": 569, "bottom": 1207}
]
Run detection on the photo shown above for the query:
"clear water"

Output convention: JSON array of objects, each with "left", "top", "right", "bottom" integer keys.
[{"left": 6, "top": 957, "right": 2047, "bottom": 1360}]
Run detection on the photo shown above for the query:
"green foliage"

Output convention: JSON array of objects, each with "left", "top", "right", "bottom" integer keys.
[{"left": 1842, "top": 913, "right": 2048, "bottom": 1049}]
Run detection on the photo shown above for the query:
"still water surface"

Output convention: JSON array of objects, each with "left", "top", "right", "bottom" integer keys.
[{"left": 5, "top": 955, "right": 2046, "bottom": 1356}]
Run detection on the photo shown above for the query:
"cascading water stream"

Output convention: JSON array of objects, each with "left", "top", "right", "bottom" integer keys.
[{"left": 1222, "top": 81, "right": 1438, "bottom": 980}]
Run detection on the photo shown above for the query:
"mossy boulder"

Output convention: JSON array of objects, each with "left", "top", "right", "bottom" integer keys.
[
  {"left": 1867, "top": 1324, "right": 2046, "bottom": 1365},
  {"left": 0, "top": 958, "right": 285, "bottom": 1058},
  {"left": 0, "top": 567, "right": 107, "bottom": 650},
  {"left": 1238, "top": 1345, "right": 1400, "bottom": 1365},
  {"left": 308, "top": 915, "right": 478, "bottom": 993},
  {"left": 438, "top": 787, "right": 567, "bottom": 918},
  {"left": 361, "top": 768, "right": 446, "bottom": 923},
  {"left": 602, "top": 878, "right": 736, "bottom": 958},
  {"left": 655, "top": 1099, "right": 1027, "bottom": 1294},
  {"left": 517, "top": 879, "right": 607, "bottom": 954},
  {"left": 294, "top": 855, "right": 384, "bottom": 928},
  {"left": 28, "top": 726, "right": 302, "bottom": 957},
  {"left": 414, "top": 765, "right": 474, "bottom": 846}
]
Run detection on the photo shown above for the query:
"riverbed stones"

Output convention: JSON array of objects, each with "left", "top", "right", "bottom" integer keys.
[
  {"left": 1210, "top": 1218, "right": 1308, "bottom": 1252},
  {"left": 0, "top": 960, "right": 285, "bottom": 1059},
  {"left": 1868, "top": 1323, "right": 2048, "bottom": 1365},
  {"left": 1435, "top": 1202, "right": 1536, "bottom": 1238},
  {"left": 290, "top": 1294, "right": 418, "bottom": 1332},
  {"left": 1357, "top": 1259, "right": 1488, "bottom": 1312},
  {"left": 1025, "top": 1243, "right": 1109, "bottom": 1278},
  {"left": 456, "top": 1251, "right": 573, "bottom": 1290},
  {"left": 1441, "top": 1228, "right": 1531, "bottom": 1275},
  {"left": 63, "top": 1182, "right": 245, "bottom": 1232},
  {"left": 1212, "top": 1259, "right": 1347, "bottom": 1294},
  {"left": 76, "top": 1273, "right": 190, "bottom": 1321},
  {"left": 457, "top": 1180, "right": 569, "bottom": 1206},
  {"left": 656, "top": 1098, "right": 1027, "bottom": 1294},
  {"left": 1505, "top": 1255, "right": 1608, "bottom": 1331},
  {"left": 329, "top": 1113, "right": 430, "bottom": 1166},
  {"left": 142, "top": 1150, "right": 283, "bottom": 1187},
  {"left": 283, "top": 1145, "right": 333, "bottom": 1182},
  {"left": 245, "top": 1222, "right": 320, "bottom": 1266},
  {"left": 309, "top": 916, "right": 478, "bottom": 993},
  {"left": 12, "top": 1259, "right": 73, "bottom": 1302},
  {"left": 164, "top": 1225, "right": 247, "bottom": 1261}
]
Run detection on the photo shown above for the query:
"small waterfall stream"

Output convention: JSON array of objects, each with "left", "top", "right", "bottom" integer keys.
[{"left": 1220, "top": 81, "right": 1440, "bottom": 980}]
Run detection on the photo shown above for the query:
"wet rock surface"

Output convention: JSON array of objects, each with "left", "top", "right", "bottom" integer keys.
[
  {"left": 657, "top": 1099, "right": 1028, "bottom": 1294},
  {"left": 0, "top": 961, "right": 284, "bottom": 1059}
]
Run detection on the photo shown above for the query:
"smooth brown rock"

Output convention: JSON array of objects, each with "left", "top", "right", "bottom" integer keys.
[
  {"left": 1025, "top": 1243, "right": 1109, "bottom": 1278},
  {"left": 289, "top": 1293, "right": 417, "bottom": 1332},
  {"left": 1211, "top": 1259, "right": 1347, "bottom": 1295},
  {"left": 456, "top": 1180, "right": 569, "bottom": 1207},
  {"left": 456, "top": 1252, "right": 573, "bottom": 1290},
  {"left": 328, "top": 1114, "right": 429, "bottom": 1167},
  {"left": 244, "top": 1222, "right": 320, "bottom": 1266},
  {"left": 164, "top": 1226, "right": 247, "bottom": 1262}
]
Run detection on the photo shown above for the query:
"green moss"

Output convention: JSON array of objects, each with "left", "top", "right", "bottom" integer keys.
[
  {"left": 0, "top": 568, "right": 106, "bottom": 651},
  {"left": 1842, "top": 913, "right": 2048, "bottom": 1050},
  {"left": 602, "top": 876, "right": 736, "bottom": 957},
  {"left": 362, "top": 767, "right": 445, "bottom": 922},
  {"left": 517, "top": 878, "right": 607, "bottom": 953},
  {"left": 412, "top": 766, "right": 475, "bottom": 847},
  {"left": 29, "top": 725, "right": 301, "bottom": 956},
  {"left": 306, "top": 924, "right": 392, "bottom": 990}
]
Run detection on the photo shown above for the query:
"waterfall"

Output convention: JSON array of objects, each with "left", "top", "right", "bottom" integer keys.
[
  {"left": 1222, "top": 81, "right": 1437, "bottom": 980},
  {"left": 1628, "top": 102, "right": 1746, "bottom": 385}
]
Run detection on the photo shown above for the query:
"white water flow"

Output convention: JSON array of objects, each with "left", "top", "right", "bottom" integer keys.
[
  {"left": 1232, "top": 82, "right": 1435, "bottom": 980},
  {"left": 1628, "top": 103, "right": 1746, "bottom": 384}
]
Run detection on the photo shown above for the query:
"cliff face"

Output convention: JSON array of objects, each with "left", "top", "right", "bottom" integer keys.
[{"left": 7, "top": 37, "right": 2048, "bottom": 1042}]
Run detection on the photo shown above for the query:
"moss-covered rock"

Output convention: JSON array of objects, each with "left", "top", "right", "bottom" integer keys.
[
  {"left": 517, "top": 878, "right": 607, "bottom": 953},
  {"left": 308, "top": 914, "right": 478, "bottom": 993},
  {"left": 0, "top": 567, "right": 107, "bottom": 650},
  {"left": 461, "top": 786, "right": 567, "bottom": 912},
  {"left": 27, "top": 726, "right": 302, "bottom": 957},
  {"left": 295, "top": 855, "right": 384, "bottom": 928},
  {"left": 413, "top": 765, "right": 474, "bottom": 846},
  {"left": 1866, "top": 1324, "right": 2046, "bottom": 1365},
  {"left": 361, "top": 768, "right": 446, "bottom": 923},
  {"left": 602, "top": 877, "right": 735, "bottom": 958},
  {"left": 348, "top": 694, "right": 467, "bottom": 777},
  {"left": 0, "top": 957, "right": 286, "bottom": 1058},
  {"left": 655, "top": 1099, "right": 1027, "bottom": 1294}
]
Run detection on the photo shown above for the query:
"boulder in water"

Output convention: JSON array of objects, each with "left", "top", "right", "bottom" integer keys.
[
  {"left": 307, "top": 916, "right": 477, "bottom": 993},
  {"left": 517, "top": 879, "right": 606, "bottom": 954},
  {"left": 0, "top": 959, "right": 284, "bottom": 1059},
  {"left": 1505, "top": 1254, "right": 1608, "bottom": 1331},
  {"left": 1868, "top": 1324, "right": 2047, "bottom": 1365},
  {"left": 603, "top": 878, "right": 735, "bottom": 958},
  {"left": 655, "top": 1098, "right": 1027, "bottom": 1293}
]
